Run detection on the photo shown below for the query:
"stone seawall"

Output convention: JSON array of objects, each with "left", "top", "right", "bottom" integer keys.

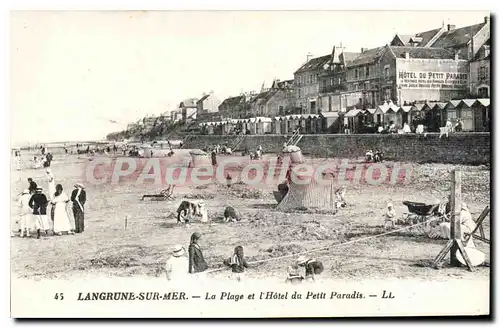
[{"left": 184, "top": 133, "right": 491, "bottom": 165}]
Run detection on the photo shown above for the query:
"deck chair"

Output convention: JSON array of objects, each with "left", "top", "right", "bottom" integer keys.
[
  {"left": 141, "top": 185, "right": 175, "bottom": 201},
  {"left": 439, "top": 126, "right": 452, "bottom": 139}
]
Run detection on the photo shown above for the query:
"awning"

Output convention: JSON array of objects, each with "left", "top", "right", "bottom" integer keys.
[
  {"left": 476, "top": 98, "right": 490, "bottom": 107},
  {"left": 257, "top": 117, "right": 272, "bottom": 123},
  {"left": 286, "top": 115, "right": 302, "bottom": 120},
  {"left": 320, "top": 111, "right": 339, "bottom": 118},
  {"left": 400, "top": 106, "right": 412, "bottom": 113},
  {"left": 411, "top": 103, "right": 426, "bottom": 111},
  {"left": 365, "top": 108, "right": 377, "bottom": 115},
  {"left": 445, "top": 100, "right": 461, "bottom": 109},
  {"left": 430, "top": 102, "right": 447, "bottom": 111},
  {"left": 458, "top": 99, "right": 480, "bottom": 108}
]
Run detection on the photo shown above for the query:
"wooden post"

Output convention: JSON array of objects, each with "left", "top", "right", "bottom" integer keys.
[
  {"left": 432, "top": 169, "right": 474, "bottom": 271},
  {"left": 450, "top": 170, "right": 462, "bottom": 266}
]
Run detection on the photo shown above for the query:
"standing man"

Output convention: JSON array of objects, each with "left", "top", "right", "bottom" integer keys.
[
  {"left": 28, "top": 187, "right": 50, "bottom": 239},
  {"left": 71, "top": 183, "right": 86, "bottom": 233}
]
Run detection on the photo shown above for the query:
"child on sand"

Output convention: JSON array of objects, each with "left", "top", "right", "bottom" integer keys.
[
  {"left": 297, "top": 256, "right": 324, "bottom": 282},
  {"left": 223, "top": 246, "right": 249, "bottom": 281},
  {"left": 383, "top": 203, "right": 396, "bottom": 230},
  {"left": 285, "top": 263, "right": 304, "bottom": 285}
]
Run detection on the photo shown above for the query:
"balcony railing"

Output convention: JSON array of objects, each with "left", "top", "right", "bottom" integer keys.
[{"left": 320, "top": 85, "right": 347, "bottom": 93}]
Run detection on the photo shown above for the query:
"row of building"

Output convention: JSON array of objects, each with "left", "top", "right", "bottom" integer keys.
[{"left": 121, "top": 16, "right": 490, "bottom": 138}]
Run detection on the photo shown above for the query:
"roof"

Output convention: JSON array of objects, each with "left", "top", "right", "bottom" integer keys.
[
  {"left": 219, "top": 96, "right": 245, "bottom": 109},
  {"left": 390, "top": 46, "right": 467, "bottom": 60},
  {"left": 391, "top": 28, "right": 442, "bottom": 47},
  {"left": 180, "top": 98, "right": 198, "bottom": 107},
  {"left": 320, "top": 111, "right": 340, "bottom": 118},
  {"left": 250, "top": 90, "right": 275, "bottom": 104},
  {"left": 346, "top": 46, "right": 386, "bottom": 67},
  {"left": 393, "top": 34, "right": 413, "bottom": 45},
  {"left": 340, "top": 52, "right": 360, "bottom": 65},
  {"left": 197, "top": 94, "right": 210, "bottom": 103},
  {"left": 432, "top": 23, "right": 487, "bottom": 48},
  {"left": 445, "top": 100, "right": 462, "bottom": 109},
  {"left": 413, "top": 28, "right": 443, "bottom": 47},
  {"left": 294, "top": 54, "right": 331, "bottom": 74}
]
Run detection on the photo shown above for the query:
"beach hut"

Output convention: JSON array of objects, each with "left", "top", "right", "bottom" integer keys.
[
  {"left": 320, "top": 111, "right": 340, "bottom": 133},
  {"left": 345, "top": 108, "right": 366, "bottom": 133}
]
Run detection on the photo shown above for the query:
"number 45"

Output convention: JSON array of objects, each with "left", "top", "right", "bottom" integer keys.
[{"left": 54, "top": 293, "right": 64, "bottom": 300}]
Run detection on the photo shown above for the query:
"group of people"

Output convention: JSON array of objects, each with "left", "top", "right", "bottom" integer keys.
[
  {"left": 365, "top": 149, "right": 384, "bottom": 163},
  {"left": 15, "top": 170, "right": 87, "bottom": 239},
  {"left": 164, "top": 232, "right": 324, "bottom": 283}
]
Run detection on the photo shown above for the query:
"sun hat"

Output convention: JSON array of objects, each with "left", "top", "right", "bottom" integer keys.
[
  {"left": 297, "top": 255, "right": 308, "bottom": 265},
  {"left": 36, "top": 187, "right": 43, "bottom": 191},
  {"left": 74, "top": 183, "right": 85, "bottom": 189},
  {"left": 172, "top": 245, "right": 185, "bottom": 257},
  {"left": 387, "top": 203, "right": 393, "bottom": 207},
  {"left": 22, "top": 189, "right": 29, "bottom": 194}
]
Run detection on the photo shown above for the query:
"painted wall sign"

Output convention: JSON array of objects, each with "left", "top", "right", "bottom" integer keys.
[{"left": 397, "top": 71, "right": 468, "bottom": 90}]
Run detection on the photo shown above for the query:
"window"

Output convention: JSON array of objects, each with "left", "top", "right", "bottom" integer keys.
[
  {"left": 384, "top": 88, "right": 391, "bottom": 101},
  {"left": 447, "top": 110, "right": 457, "bottom": 120},
  {"left": 384, "top": 66, "right": 390, "bottom": 78},
  {"left": 355, "top": 69, "right": 358, "bottom": 79},
  {"left": 355, "top": 84, "right": 358, "bottom": 91},
  {"left": 478, "top": 87, "right": 489, "bottom": 98},
  {"left": 479, "top": 66, "right": 486, "bottom": 79},
  {"left": 365, "top": 82, "right": 370, "bottom": 90},
  {"left": 298, "top": 88, "right": 301, "bottom": 97},
  {"left": 366, "top": 66, "right": 370, "bottom": 77}
]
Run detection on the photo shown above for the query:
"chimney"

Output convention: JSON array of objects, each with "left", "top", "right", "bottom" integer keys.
[
  {"left": 447, "top": 24, "right": 456, "bottom": 31},
  {"left": 405, "top": 52, "right": 410, "bottom": 59},
  {"left": 361, "top": 48, "right": 367, "bottom": 53},
  {"left": 485, "top": 16, "right": 490, "bottom": 23}
]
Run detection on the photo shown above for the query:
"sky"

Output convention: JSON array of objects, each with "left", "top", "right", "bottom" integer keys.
[{"left": 10, "top": 10, "right": 490, "bottom": 145}]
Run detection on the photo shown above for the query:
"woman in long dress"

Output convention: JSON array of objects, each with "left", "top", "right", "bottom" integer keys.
[{"left": 52, "top": 184, "right": 74, "bottom": 236}]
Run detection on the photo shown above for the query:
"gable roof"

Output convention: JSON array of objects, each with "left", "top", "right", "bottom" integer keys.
[
  {"left": 346, "top": 46, "right": 386, "bottom": 67},
  {"left": 389, "top": 46, "right": 467, "bottom": 60},
  {"left": 431, "top": 22, "right": 487, "bottom": 48},
  {"left": 391, "top": 34, "right": 413, "bottom": 46},
  {"left": 294, "top": 54, "right": 331, "bottom": 74}
]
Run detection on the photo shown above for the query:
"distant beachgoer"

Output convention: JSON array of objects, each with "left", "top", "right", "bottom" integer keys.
[
  {"left": 52, "top": 184, "right": 74, "bottom": 236},
  {"left": 28, "top": 187, "right": 50, "bottom": 239},
  {"left": 71, "top": 183, "right": 86, "bottom": 233},
  {"left": 383, "top": 203, "right": 396, "bottom": 230},
  {"left": 223, "top": 206, "right": 239, "bottom": 223},
  {"left": 27, "top": 178, "right": 38, "bottom": 195},
  {"left": 402, "top": 123, "right": 411, "bottom": 133},
  {"left": 296, "top": 256, "right": 324, "bottom": 281},
  {"left": 188, "top": 232, "right": 208, "bottom": 274},
  {"left": 18, "top": 189, "right": 35, "bottom": 237},
  {"left": 165, "top": 245, "right": 189, "bottom": 281},
  {"left": 223, "top": 246, "right": 249, "bottom": 281},
  {"left": 285, "top": 263, "right": 304, "bottom": 285},
  {"left": 211, "top": 150, "right": 217, "bottom": 166}
]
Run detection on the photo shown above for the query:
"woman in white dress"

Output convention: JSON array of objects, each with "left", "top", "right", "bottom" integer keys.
[
  {"left": 52, "top": 184, "right": 74, "bottom": 236},
  {"left": 46, "top": 168, "right": 56, "bottom": 227}
]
